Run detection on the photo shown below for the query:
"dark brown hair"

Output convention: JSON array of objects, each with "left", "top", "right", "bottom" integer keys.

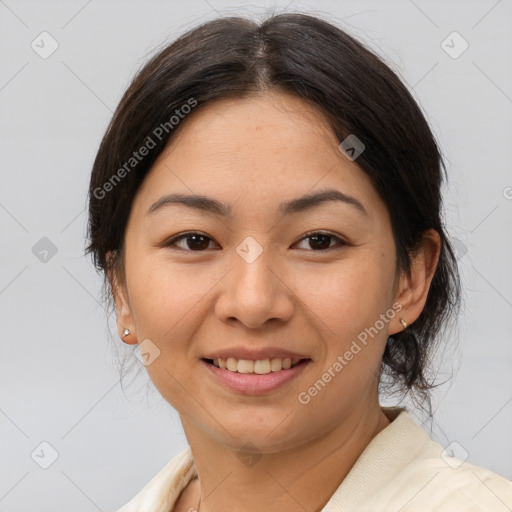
[{"left": 86, "top": 13, "right": 461, "bottom": 405}]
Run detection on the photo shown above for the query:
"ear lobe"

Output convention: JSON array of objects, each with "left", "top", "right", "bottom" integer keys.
[
  {"left": 114, "top": 295, "right": 138, "bottom": 345},
  {"left": 107, "top": 254, "right": 138, "bottom": 345},
  {"left": 390, "top": 229, "right": 441, "bottom": 335}
]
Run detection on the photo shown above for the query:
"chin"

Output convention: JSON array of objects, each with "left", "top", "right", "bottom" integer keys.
[{"left": 219, "top": 419, "right": 309, "bottom": 453}]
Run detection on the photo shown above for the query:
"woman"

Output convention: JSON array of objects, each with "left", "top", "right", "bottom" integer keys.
[{"left": 86, "top": 12, "right": 512, "bottom": 512}]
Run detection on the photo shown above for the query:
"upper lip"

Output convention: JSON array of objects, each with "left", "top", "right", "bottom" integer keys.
[{"left": 202, "top": 347, "right": 311, "bottom": 361}]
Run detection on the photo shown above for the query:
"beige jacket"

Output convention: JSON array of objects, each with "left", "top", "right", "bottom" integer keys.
[{"left": 116, "top": 408, "right": 512, "bottom": 511}]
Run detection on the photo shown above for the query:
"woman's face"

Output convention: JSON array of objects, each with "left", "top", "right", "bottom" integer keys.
[{"left": 115, "top": 91, "right": 406, "bottom": 452}]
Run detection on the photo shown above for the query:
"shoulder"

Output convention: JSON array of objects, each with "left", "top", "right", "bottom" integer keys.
[
  {"left": 390, "top": 447, "right": 512, "bottom": 511},
  {"left": 324, "top": 408, "right": 512, "bottom": 512},
  {"left": 415, "top": 433, "right": 512, "bottom": 510},
  {"left": 364, "top": 410, "right": 512, "bottom": 511},
  {"left": 115, "top": 445, "right": 197, "bottom": 512}
]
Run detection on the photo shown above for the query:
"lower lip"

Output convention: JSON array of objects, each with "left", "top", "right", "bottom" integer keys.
[{"left": 202, "top": 359, "right": 311, "bottom": 395}]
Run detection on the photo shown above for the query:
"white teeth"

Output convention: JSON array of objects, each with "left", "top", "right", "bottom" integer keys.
[
  {"left": 211, "top": 356, "right": 302, "bottom": 374},
  {"left": 226, "top": 357, "right": 238, "bottom": 371},
  {"left": 237, "top": 359, "right": 254, "bottom": 373},
  {"left": 253, "top": 359, "right": 270, "bottom": 374},
  {"left": 270, "top": 358, "right": 283, "bottom": 371}
]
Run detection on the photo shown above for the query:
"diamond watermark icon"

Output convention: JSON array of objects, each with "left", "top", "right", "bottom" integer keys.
[
  {"left": 32, "top": 237, "right": 58, "bottom": 263},
  {"left": 237, "top": 442, "right": 262, "bottom": 468},
  {"left": 441, "top": 441, "right": 469, "bottom": 469},
  {"left": 133, "top": 338, "right": 161, "bottom": 366},
  {"left": 31, "top": 441, "right": 59, "bottom": 469},
  {"left": 338, "top": 134, "right": 365, "bottom": 161},
  {"left": 441, "top": 31, "right": 469, "bottom": 59},
  {"left": 31, "top": 31, "right": 59, "bottom": 59},
  {"left": 236, "top": 236, "right": 263, "bottom": 264},
  {"left": 451, "top": 238, "right": 468, "bottom": 261}
]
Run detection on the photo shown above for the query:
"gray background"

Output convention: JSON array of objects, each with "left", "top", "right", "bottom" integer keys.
[{"left": 1, "top": 0, "right": 511, "bottom": 511}]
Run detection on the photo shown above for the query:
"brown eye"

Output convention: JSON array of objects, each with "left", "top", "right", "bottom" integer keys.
[
  {"left": 165, "top": 232, "right": 217, "bottom": 251},
  {"left": 294, "top": 232, "right": 346, "bottom": 251}
]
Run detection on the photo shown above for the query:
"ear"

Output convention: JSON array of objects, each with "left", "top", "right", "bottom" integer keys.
[
  {"left": 107, "top": 252, "right": 138, "bottom": 345},
  {"left": 389, "top": 229, "right": 441, "bottom": 335}
]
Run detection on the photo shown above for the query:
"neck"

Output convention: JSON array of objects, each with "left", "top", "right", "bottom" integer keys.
[{"left": 182, "top": 404, "right": 391, "bottom": 512}]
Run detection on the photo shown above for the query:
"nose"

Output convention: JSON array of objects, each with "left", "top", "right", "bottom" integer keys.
[{"left": 214, "top": 246, "right": 295, "bottom": 329}]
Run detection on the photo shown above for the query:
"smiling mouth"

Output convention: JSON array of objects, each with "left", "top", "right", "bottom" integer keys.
[{"left": 202, "top": 357, "right": 310, "bottom": 374}]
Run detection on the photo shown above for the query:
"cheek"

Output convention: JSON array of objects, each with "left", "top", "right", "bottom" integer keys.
[
  {"left": 290, "top": 258, "right": 393, "bottom": 422},
  {"left": 295, "top": 253, "right": 394, "bottom": 341},
  {"left": 124, "top": 254, "right": 220, "bottom": 407},
  {"left": 125, "top": 251, "right": 218, "bottom": 340}
]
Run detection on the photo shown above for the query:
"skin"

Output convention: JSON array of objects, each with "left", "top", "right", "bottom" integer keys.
[{"left": 111, "top": 91, "right": 441, "bottom": 512}]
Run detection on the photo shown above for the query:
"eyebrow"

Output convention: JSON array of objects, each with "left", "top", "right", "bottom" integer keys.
[{"left": 146, "top": 188, "right": 368, "bottom": 218}]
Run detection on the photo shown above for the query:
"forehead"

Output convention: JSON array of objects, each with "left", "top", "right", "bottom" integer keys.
[
  {"left": 131, "top": 92, "right": 385, "bottom": 221},
  {"left": 162, "top": 92, "right": 341, "bottom": 169}
]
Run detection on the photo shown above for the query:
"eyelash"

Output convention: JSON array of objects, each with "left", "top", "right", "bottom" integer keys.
[{"left": 163, "top": 230, "right": 347, "bottom": 252}]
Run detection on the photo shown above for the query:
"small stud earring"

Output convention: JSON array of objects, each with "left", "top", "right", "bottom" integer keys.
[
  {"left": 400, "top": 319, "right": 407, "bottom": 329},
  {"left": 122, "top": 328, "right": 130, "bottom": 337}
]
